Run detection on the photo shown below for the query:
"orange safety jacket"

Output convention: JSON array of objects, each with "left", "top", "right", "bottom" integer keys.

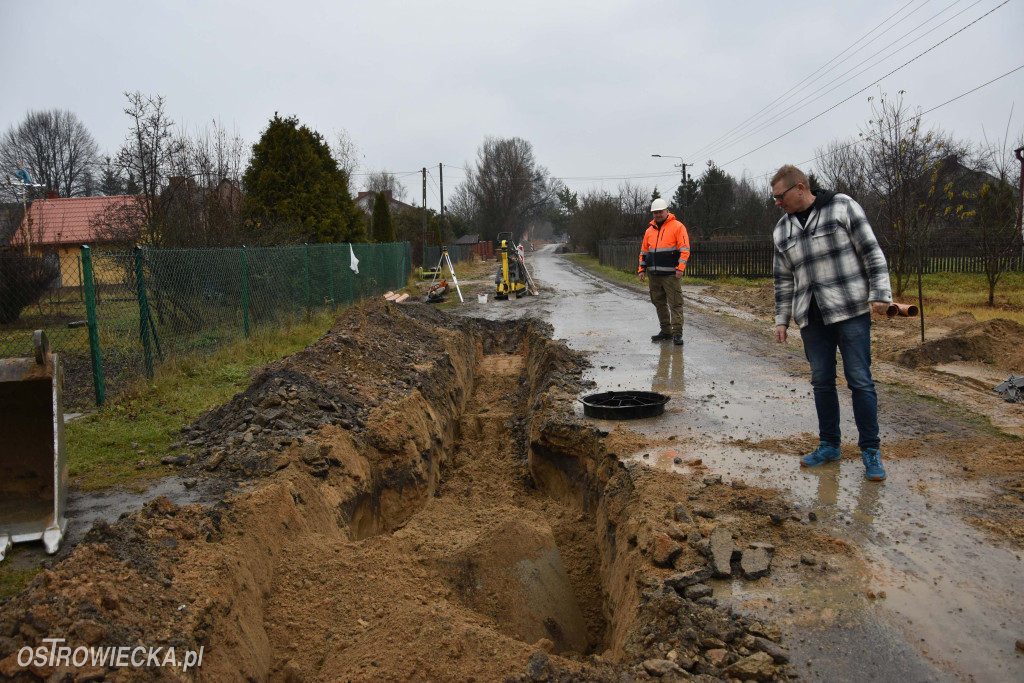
[{"left": 638, "top": 213, "right": 690, "bottom": 275}]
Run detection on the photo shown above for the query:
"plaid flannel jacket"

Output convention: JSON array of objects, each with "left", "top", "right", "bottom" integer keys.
[{"left": 773, "top": 192, "right": 892, "bottom": 328}]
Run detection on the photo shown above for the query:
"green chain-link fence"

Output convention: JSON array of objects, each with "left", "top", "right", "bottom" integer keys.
[{"left": 0, "top": 242, "right": 412, "bottom": 408}]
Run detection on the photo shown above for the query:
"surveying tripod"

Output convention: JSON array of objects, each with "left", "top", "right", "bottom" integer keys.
[{"left": 428, "top": 246, "right": 464, "bottom": 303}]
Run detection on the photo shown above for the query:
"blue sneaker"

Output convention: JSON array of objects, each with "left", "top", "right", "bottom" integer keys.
[
  {"left": 800, "top": 442, "right": 841, "bottom": 467},
  {"left": 862, "top": 448, "right": 886, "bottom": 481}
]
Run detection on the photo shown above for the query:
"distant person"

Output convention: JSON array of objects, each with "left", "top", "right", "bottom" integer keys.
[
  {"left": 771, "top": 164, "right": 892, "bottom": 481},
  {"left": 638, "top": 198, "right": 690, "bottom": 345}
]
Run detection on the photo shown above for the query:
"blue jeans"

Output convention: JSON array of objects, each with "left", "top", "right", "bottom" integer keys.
[{"left": 801, "top": 310, "right": 879, "bottom": 450}]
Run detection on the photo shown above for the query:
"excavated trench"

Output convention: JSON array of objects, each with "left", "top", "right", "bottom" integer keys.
[
  {"left": 1, "top": 302, "right": 796, "bottom": 682},
  {"left": 187, "top": 318, "right": 641, "bottom": 681}
]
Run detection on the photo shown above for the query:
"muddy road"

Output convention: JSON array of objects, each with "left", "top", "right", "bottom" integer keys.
[{"left": 466, "top": 245, "right": 1024, "bottom": 682}]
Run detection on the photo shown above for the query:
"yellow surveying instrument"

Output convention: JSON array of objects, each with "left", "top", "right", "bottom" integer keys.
[{"left": 495, "top": 232, "right": 538, "bottom": 300}]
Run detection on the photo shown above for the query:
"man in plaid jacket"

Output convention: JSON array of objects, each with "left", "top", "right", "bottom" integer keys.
[{"left": 771, "top": 165, "right": 892, "bottom": 482}]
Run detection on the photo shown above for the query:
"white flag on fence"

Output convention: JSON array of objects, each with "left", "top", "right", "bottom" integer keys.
[{"left": 350, "top": 244, "right": 359, "bottom": 274}]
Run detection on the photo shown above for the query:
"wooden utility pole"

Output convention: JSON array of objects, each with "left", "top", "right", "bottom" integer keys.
[
  {"left": 439, "top": 163, "right": 444, "bottom": 220},
  {"left": 422, "top": 167, "right": 427, "bottom": 244},
  {"left": 1015, "top": 147, "right": 1023, "bottom": 238}
]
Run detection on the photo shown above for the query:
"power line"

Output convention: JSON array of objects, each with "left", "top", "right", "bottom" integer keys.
[
  {"left": 686, "top": 0, "right": 930, "bottom": 161},
  {"left": 719, "top": 0, "right": 1013, "bottom": 168},
  {"left": 696, "top": 0, "right": 986, "bottom": 163},
  {"left": 797, "top": 62, "right": 1024, "bottom": 173}
]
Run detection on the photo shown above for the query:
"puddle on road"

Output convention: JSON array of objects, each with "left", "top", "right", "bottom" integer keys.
[{"left": 626, "top": 442, "right": 1024, "bottom": 681}]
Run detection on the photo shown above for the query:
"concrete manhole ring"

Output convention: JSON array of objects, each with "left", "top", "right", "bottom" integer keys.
[{"left": 579, "top": 391, "right": 669, "bottom": 420}]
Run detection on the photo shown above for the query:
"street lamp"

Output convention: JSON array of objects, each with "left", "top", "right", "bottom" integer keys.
[
  {"left": 651, "top": 154, "right": 689, "bottom": 208},
  {"left": 651, "top": 154, "right": 689, "bottom": 185}
]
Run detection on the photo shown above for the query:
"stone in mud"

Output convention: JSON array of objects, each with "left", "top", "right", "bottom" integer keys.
[
  {"left": 673, "top": 503, "right": 692, "bottom": 524},
  {"left": 664, "top": 565, "right": 712, "bottom": 591},
  {"left": 709, "top": 527, "right": 734, "bottom": 577},
  {"left": 70, "top": 619, "right": 106, "bottom": 645},
  {"left": 204, "top": 451, "right": 224, "bottom": 471},
  {"left": 752, "top": 636, "right": 789, "bottom": 663},
  {"left": 741, "top": 547, "right": 772, "bottom": 579},
  {"left": 683, "top": 583, "right": 712, "bottom": 600},
  {"left": 722, "top": 651, "right": 776, "bottom": 681},
  {"left": 651, "top": 532, "right": 683, "bottom": 567},
  {"left": 532, "top": 637, "right": 554, "bottom": 654},
  {"left": 526, "top": 649, "right": 549, "bottom": 681},
  {"left": 642, "top": 658, "right": 684, "bottom": 676}
]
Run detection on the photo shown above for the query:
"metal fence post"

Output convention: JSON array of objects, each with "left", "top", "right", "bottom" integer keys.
[
  {"left": 134, "top": 246, "right": 154, "bottom": 378},
  {"left": 79, "top": 245, "right": 105, "bottom": 405},
  {"left": 347, "top": 244, "right": 354, "bottom": 305},
  {"left": 328, "top": 243, "right": 336, "bottom": 311},
  {"left": 241, "top": 246, "right": 250, "bottom": 338},
  {"left": 304, "top": 243, "right": 311, "bottom": 314}
]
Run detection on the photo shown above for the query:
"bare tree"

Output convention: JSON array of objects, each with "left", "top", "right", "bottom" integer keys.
[
  {"left": 458, "top": 136, "right": 556, "bottom": 242},
  {"left": 617, "top": 181, "right": 653, "bottom": 237},
  {"left": 813, "top": 137, "right": 868, "bottom": 200},
  {"left": 363, "top": 170, "right": 408, "bottom": 202},
  {"left": 0, "top": 109, "right": 99, "bottom": 199},
  {"left": 160, "top": 120, "right": 247, "bottom": 246},
  {"left": 446, "top": 180, "right": 478, "bottom": 232},
  {"left": 859, "top": 92, "right": 964, "bottom": 297},
  {"left": 568, "top": 190, "right": 621, "bottom": 254},
  {"left": 332, "top": 129, "right": 361, "bottom": 179},
  {"left": 109, "top": 92, "right": 182, "bottom": 246},
  {"left": 732, "top": 173, "right": 775, "bottom": 237},
  {"left": 959, "top": 124, "right": 1024, "bottom": 305}
]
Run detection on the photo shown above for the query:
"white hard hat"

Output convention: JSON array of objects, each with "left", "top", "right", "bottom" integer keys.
[{"left": 651, "top": 198, "right": 669, "bottom": 211}]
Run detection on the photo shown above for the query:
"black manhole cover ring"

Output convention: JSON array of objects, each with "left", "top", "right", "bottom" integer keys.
[{"left": 579, "top": 391, "right": 669, "bottom": 420}]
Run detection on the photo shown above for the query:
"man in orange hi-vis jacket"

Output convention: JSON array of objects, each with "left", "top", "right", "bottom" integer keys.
[{"left": 638, "top": 198, "right": 690, "bottom": 345}]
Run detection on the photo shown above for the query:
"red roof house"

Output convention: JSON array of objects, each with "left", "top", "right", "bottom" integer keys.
[
  {"left": 10, "top": 195, "right": 137, "bottom": 251},
  {"left": 7, "top": 195, "right": 139, "bottom": 288}
]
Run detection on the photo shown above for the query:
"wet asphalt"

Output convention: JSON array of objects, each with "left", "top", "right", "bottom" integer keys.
[{"left": 466, "top": 245, "right": 1024, "bottom": 683}]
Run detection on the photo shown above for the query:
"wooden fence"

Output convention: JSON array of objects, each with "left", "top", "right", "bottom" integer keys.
[{"left": 598, "top": 238, "right": 1024, "bottom": 278}]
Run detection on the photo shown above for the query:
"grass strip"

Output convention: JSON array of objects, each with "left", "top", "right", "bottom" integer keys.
[{"left": 66, "top": 311, "right": 337, "bottom": 491}]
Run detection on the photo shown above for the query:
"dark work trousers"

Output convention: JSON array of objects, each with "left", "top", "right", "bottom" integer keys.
[{"left": 648, "top": 273, "right": 684, "bottom": 335}]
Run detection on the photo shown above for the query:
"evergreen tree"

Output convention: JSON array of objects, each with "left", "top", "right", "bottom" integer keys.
[
  {"left": 689, "top": 162, "right": 735, "bottom": 237},
  {"left": 242, "top": 114, "right": 363, "bottom": 243},
  {"left": 371, "top": 191, "right": 394, "bottom": 242},
  {"left": 429, "top": 215, "right": 443, "bottom": 246},
  {"left": 98, "top": 156, "right": 124, "bottom": 196},
  {"left": 670, "top": 179, "right": 698, "bottom": 219}
]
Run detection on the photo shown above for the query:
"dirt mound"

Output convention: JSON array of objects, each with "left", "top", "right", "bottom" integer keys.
[
  {"left": 705, "top": 281, "right": 775, "bottom": 318},
  {"left": 703, "top": 283, "right": 1024, "bottom": 378},
  {"left": 890, "top": 318, "right": 1024, "bottom": 370}
]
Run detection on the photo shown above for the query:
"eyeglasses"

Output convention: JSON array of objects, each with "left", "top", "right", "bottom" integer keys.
[{"left": 772, "top": 184, "right": 797, "bottom": 202}]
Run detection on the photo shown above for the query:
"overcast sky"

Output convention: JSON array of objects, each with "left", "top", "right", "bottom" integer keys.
[{"left": 2, "top": 0, "right": 1022, "bottom": 209}]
